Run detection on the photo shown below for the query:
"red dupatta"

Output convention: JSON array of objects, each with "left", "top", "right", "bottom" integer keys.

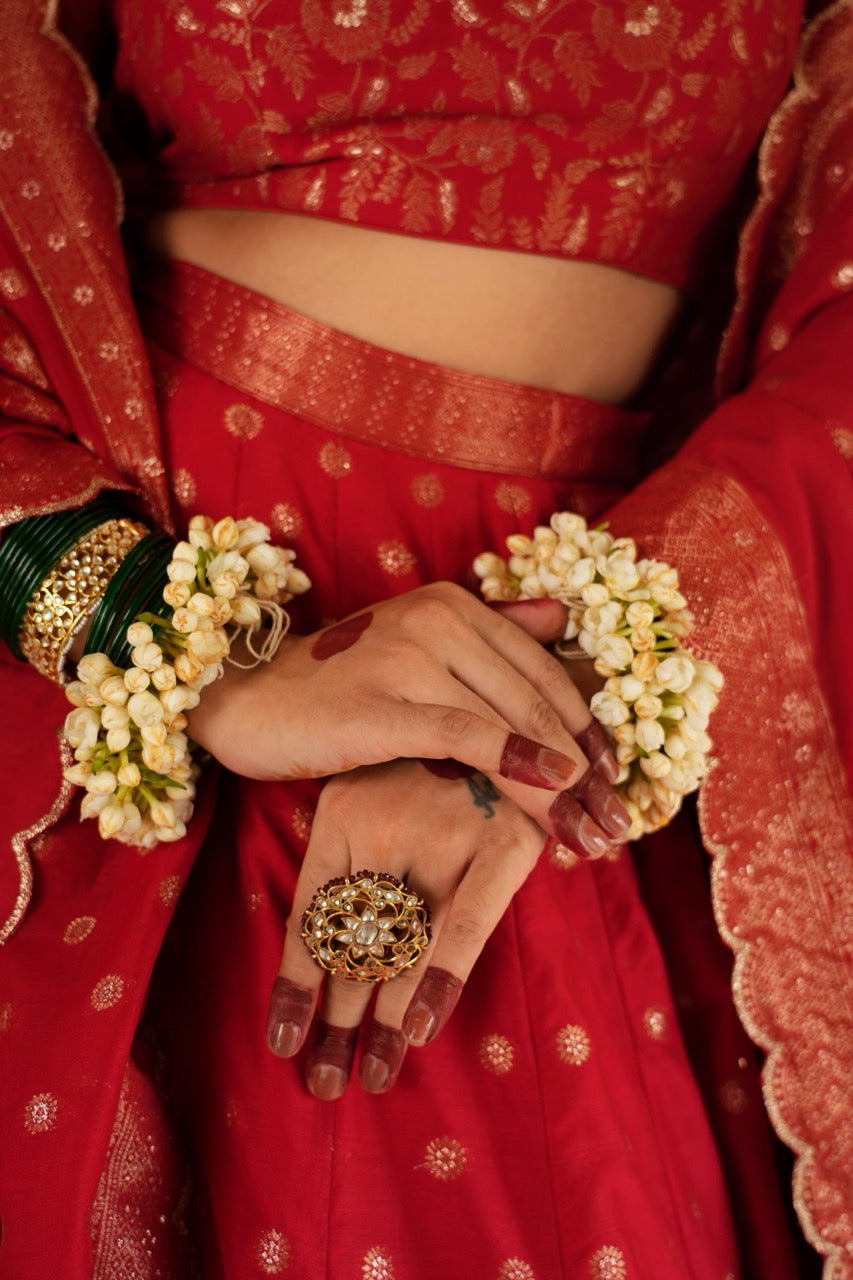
[{"left": 0, "top": 0, "right": 851, "bottom": 1271}]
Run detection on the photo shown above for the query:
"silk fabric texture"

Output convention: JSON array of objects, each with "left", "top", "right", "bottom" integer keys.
[{"left": 0, "top": 1, "right": 852, "bottom": 1276}]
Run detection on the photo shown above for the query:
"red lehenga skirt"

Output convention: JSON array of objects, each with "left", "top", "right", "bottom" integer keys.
[{"left": 0, "top": 261, "right": 802, "bottom": 1280}]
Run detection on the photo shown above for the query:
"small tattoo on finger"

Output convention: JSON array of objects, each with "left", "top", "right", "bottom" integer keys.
[{"left": 466, "top": 774, "right": 501, "bottom": 818}]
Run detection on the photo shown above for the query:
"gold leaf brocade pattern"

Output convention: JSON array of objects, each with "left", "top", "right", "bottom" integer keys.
[
  {"left": 113, "top": 0, "right": 796, "bottom": 287},
  {"left": 617, "top": 460, "right": 853, "bottom": 1273}
]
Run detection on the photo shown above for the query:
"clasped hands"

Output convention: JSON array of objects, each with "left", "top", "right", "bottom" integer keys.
[{"left": 187, "top": 582, "right": 628, "bottom": 1099}]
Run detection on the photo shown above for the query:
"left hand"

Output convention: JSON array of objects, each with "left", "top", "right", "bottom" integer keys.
[{"left": 265, "top": 756, "right": 617, "bottom": 1100}]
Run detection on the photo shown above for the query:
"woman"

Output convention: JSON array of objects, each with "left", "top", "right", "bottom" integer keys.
[{"left": 0, "top": 1, "right": 851, "bottom": 1277}]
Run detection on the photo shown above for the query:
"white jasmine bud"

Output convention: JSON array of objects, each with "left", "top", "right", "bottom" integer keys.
[
  {"left": 639, "top": 750, "right": 671, "bottom": 778},
  {"left": 174, "top": 652, "right": 204, "bottom": 684},
  {"left": 655, "top": 653, "right": 695, "bottom": 693},
  {"left": 635, "top": 718, "right": 666, "bottom": 753},
  {"left": 171, "top": 608, "right": 200, "bottom": 635},
  {"left": 80, "top": 792, "right": 111, "bottom": 819},
  {"left": 85, "top": 770, "right": 118, "bottom": 795},
  {"left": 98, "top": 801, "right": 126, "bottom": 838},
  {"left": 167, "top": 559, "right": 197, "bottom": 584},
  {"left": 64, "top": 707, "right": 101, "bottom": 750},
  {"left": 127, "top": 690, "right": 165, "bottom": 727},
  {"left": 230, "top": 595, "right": 262, "bottom": 627},
  {"left": 172, "top": 540, "right": 197, "bottom": 564},
  {"left": 633, "top": 693, "right": 664, "bottom": 720},
  {"left": 624, "top": 600, "right": 656, "bottom": 629},
  {"left": 212, "top": 516, "right": 239, "bottom": 550},
  {"left": 188, "top": 525, "right": 214, "bottom": 551},
  {"left": 235, "top": 519, "right": 270, "bottom": 552},
  {"left": 595, "top": 634, "right": 634, "bottom": 671},
  {"left": 590, "top": 692, "right": 630, "bottom": 727},
  {"left": 126, "top": 621, "right": 154, "bottom": 647},
  {"left": 131, "top": 642, "right": 163, "bottom": 672},
  {"left": 64, "top": 680, "right": 88, "bottom": 707},
  {"left": 163, "top": 580, "right": 192, "bottom": 608},
  {"left": 149, "top": 799, "right": 177, "bottom": 828},
  {"left": 123, "top": 666, "right": 151, "bottom": 694},
  {"left": 99, "top": 675, "right": 129, "bottom": 707},
  {"left": 117, "top": 762, "right": 141, "bottom": 788},
  {"left": 77, "top": 653, "right": 117, "bottom": 686},
  {"left": 186, "top": 629, "right": 229, "bottom": 663},
  {"left": 151, "top": 664, "right": 178, "bottom": 691},
  {"left": 64, "top": 762, "right": 93, "bottom": 787}
]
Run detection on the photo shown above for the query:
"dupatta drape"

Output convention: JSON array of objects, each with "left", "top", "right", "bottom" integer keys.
[{"left": 0, "top": 0, "right": 851, "bottom": 1272}]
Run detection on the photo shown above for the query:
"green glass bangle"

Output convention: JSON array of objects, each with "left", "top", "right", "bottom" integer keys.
[
  {"left": 84, "top": 533, "right": 174, "bottom": 666},
  {"left": 102, "top": 541, "right": 174, "bottom": 669},
  {"left": 1, "top": 496, "right": 131, "bottom": 659},
  {"left": 84, "top": 532, "right": 157, "bottom": 657}
]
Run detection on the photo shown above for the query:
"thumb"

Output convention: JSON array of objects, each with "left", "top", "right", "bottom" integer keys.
[{"left": 488, "top": 598, "right": 568, "bottom": 644}]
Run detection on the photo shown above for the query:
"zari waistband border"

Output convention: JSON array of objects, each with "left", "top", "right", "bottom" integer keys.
[{"left": 135, "top": 259, "right": 649, "bottom": 484}]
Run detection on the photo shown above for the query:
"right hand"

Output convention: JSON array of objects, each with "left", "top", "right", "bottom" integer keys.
[{"left": 188, "top": 582, "right": 629, "bottom": 853}]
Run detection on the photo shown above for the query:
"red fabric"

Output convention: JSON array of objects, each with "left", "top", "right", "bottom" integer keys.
[
  {"left": 110, "top": 0, "right": 802, "bottom": 289},
  {"left": 0, "top": 2, "right": 851, "bottom": 1275},
  {"left": 0, "top": 264, "right": 802, "bottom": 1277}
]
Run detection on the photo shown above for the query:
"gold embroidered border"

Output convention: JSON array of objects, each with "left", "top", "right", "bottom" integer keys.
[
  {"left": 0, "top": 1, "right": 171, "bottom": 526},
  {"left": 624, "top": 460, "right": 853, "bottom": 1275},
  {"left": 1, "top": 734, "right": 74, "bottom": 945},
  {"left": 718, "top": 0, "right": 853, "bottom": 394},
  {"left": 91, "top": 1056, "right": 194, "bottom": 1279}
]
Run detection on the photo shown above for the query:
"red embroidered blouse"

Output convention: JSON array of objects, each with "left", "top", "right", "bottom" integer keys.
[{"left": 114, "top": 0, "right": 801, "bottom": 289}]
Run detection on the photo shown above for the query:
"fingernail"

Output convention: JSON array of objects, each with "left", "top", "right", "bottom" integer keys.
[
  {"left": 576, "top": 720, "right": 619, "bottom": 783},
  {"left": 500, "top": 732, "right": 577, "bottom": 789},
  {"left": 403, "top": 1001, "right": 436, "bottom": 1046},
  {"left": 569, "top": 766, "right": 628, "bottom": 839},
  {"left": 549, "top": 789, "right": 584, "bottom": 852},
  {"left": 403, "top": 968, "right": 463, "bottom": 1045},
  {"left": 578, "top": 814, "right": 610, "bottom": 859},
  {"left": 266, "top": 976, "right": 314, "bottom": 1058},
  {"left": 601, "top": 792, "right": 630, "bottom": 838},
  {"left": 268, "top": 1020, "right": 302, "bottom": 1057},
  {"left": 360, "top": 1053, "right": 390, "bottom": 1092},
  {"left": 308, "top": 1063, "right": 348, "bottom": 1101}
]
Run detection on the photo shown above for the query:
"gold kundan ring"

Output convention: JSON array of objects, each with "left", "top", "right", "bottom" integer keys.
[{"left": 301, "top": 871, "right": 431, "bottom": 982}]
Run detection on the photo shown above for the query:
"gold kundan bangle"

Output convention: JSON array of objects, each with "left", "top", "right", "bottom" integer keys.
[{"left": 19, "top": 518, "right": 148, "bottom": 684}]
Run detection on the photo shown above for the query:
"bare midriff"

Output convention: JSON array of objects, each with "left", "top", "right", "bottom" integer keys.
[{"left": 146, "top": 208, "right": 683, "bottom": 405}]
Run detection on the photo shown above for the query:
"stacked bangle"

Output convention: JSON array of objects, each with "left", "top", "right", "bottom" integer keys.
[
  {"left": 85, "top": 532, "right": 174, "bottom": 668},
  {"left": 18, "top": 518, "right": 148, "bottom": 683},
  {"left": 63, "top": 513, "right": 311, "bottom": 847},
  {"left": 0, "top": 495, "right": 147, "bottom": 682}
]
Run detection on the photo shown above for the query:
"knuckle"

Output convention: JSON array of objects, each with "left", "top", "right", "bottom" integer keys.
[
  {"left": 435, "top": 706, "right": 477, "bottom": 748},
  {"left": 524, "top": 695, "right": 563, "bottom": 743},
  {"left": 443, "top": 909, "right": 484, "bottom": 949},
  {"left": 404, "top": 593, "right": 458, "bottom": 634}
]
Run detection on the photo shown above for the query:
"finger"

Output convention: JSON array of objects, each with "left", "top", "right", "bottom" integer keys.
[
  {"left": 487, "top": 598, "right": 568, "bottom": 643},
  {"left": 457, "top": 595, "right": 600, "bottom": 737},
  {"left": 376, "top": 699, "right": 578, "bottom": 790},
  {"left": 402, "top": 821, "right": 540, "bottom": 1046},
  {"left": 576, "top": 718, "right": 619, "bottom": 783},
  {"left": 402, "top": 967, "right": 465, "bottom": 1046},
  {"left": 268, "top": 803, "right": 355, "bottom": 1058},
  {"left": 266, "top": 975, "right": 317, "bottom": 1058},
  {"left": 305, "top": 1020, "right": 359, "bottom": 1101},
  {"left": 561, "top": 765, "right": 629, "bottom": 841},
  {"left": 359, "top": 1018, "right": 408, "bottom": 1093}
]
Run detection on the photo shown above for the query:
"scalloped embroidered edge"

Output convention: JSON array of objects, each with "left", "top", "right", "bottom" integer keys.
[
  {"left": 683, "top": 471, "right": 853, "bottom": 1277},
  {"left": 1, "top": 735, "right": 75, "bottom": 945},
  {"left": 717, "top": 0, "right": 853, "bottom": 394}
]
